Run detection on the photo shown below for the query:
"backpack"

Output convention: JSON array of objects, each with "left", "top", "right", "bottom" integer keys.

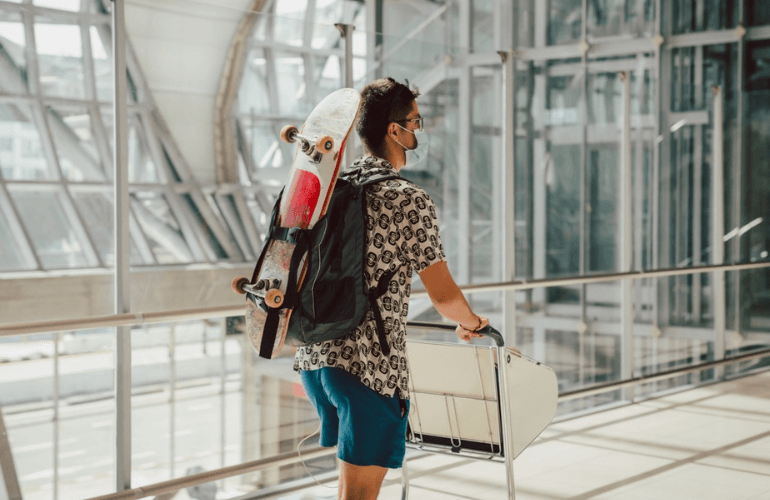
[{"left": 254, "top": 170, "right": 402, "bottom": 357}]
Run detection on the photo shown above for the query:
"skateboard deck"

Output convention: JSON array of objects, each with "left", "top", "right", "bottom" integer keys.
[
  {"left": 406, "top": 340, "right": 558, "bottom": 459},
  {"left": 232, "top": 88, "right": 361, "bottom": 358}
]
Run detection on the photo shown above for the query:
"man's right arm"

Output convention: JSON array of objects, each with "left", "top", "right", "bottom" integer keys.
[{"left": 418, "top": 261, "right": 489, "bottom": 338}]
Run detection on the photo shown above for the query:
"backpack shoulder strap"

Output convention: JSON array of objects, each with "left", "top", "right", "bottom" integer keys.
[{"left": 359, "top": 172, "right": 401, "bottom": 187}]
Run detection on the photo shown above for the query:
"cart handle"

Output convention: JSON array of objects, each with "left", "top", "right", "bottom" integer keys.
[
  {"left": 476, "top": 326, "right": 504, "bottom": 347},
  {"left": 406, "top": 322, "right": 505, "bottom": 347}
]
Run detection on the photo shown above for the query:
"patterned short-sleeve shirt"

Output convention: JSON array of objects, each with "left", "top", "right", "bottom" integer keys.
[{"left": 293, "top": 156, "right": 446, "bottom": 399}]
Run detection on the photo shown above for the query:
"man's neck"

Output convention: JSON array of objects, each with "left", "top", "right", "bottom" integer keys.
[{"left": 364, "top": 144, "right": 405, "bottom": 171}]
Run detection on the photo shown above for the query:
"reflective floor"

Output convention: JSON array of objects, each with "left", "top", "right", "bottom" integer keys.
[{"left": 273, "top": 369, "right": 770, "bottom": 500}]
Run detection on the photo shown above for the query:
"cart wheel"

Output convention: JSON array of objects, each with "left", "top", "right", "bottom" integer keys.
[
  {"left": 231, "top": 277, "right": 249, "bottom": 295},
  {"left": 265, "top": 289, "right": 285, "bottom": 308},
  {"left": 316, "top": 135, "right": 334, "bottom": 154},
  {"left": 280, "top": 125, "right": 298, "bottom": 143}
]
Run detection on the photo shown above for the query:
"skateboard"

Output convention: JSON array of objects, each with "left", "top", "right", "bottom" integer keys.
[{"left": 232, "top": 88, "right": 362, "bottom": 359}]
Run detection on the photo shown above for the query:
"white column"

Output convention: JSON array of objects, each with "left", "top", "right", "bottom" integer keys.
[
  {"left": 113, "top": 0, "right": 132, "bottom": 491},
  {"left": 712, "top": 86, "right": 726, "bottom": 375}
]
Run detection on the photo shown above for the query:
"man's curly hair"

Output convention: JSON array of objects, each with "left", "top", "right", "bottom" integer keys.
[{"left": 356, "top": 77, "right": 420, "bottom": 157}]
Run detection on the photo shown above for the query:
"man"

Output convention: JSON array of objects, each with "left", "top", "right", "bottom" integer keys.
[{"left": 294, "top": 78, "right": 489, "bottom": 499}]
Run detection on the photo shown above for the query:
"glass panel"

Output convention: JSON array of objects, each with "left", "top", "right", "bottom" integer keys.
[
  {"left": 588, "top": 56, "right": 655, "bottom": 124},
  {"left": 379, "top": 30, "right": 449, "bottom": 83},
  {"left": 747, "top": 0, "right": 770, "bottom": 26},
  {"left": 314, "top": 55, "right": 342, "bottom": 102},
  {"left": 0, "top": 10, "right": 27, "bottom": 84},
  {"left": 208, "top": 193, "right": 250, "bottom": 259},
  {"left": 309, "top": 19, "right": 339, "bottom": 51},
  {"left": 47, "top": 105, "right": 105, "bottom": 182},
  {"left": 33, "top": 0, "right": 80, "bottom": 11},
  {"left": 71, "top": 190, "right": 144, "bottom": 266},
  {"left": 131, "top": 192, "right": 193, "bottom": 264},
  {"left": 275, "top": 51, "right": 313, "bottom": 116},
  {"left": 90, "top": 25, "right": 112, "bottom": 101},
  {"left": 472, "top": 0, "right": 495, "bottom": 52},
  {"left": 239, "top": 48, "right": 272, "bottom": 115},
  {"left": 588, "top": 0, "right": 655, "bottom": 39},
  {"left": 243, "top": 122, "right": 283, "bottom": 170},
  {"left": 549, "top": 0, "right": 582, "bottom": 46},
  {"left": 587, "top": 147, "right": 618, "bottom": 272},
  {"left": 273, "top": 1, "right": 307, "bottom": 48},
  {"left": 128, "top": 123, "right": 161, "bottom": 183},
  {"left": 315, "top": 0, "right": 363, "bottom": 35},
  {"left": 9, "top": 188, "right": 89, "bottom": 268},
  {"left": 672, "top": 44, "right": 739, "bottom": 113},
  {"left": 34, "top": 20, "right": 86, "bottom": 100},
  {"left": 547, "top": 62, "right": 582, "bottom": 126},
  {"left": 547, "top": 145, "right": 581, "bottom": 277},
  {"left": 0, "top": 206, "right": 29, "bottom": 271},
  {"left": 0, "top": 103, "right": 54, "bottom": 180},
  {"left": 743, "top": 84, "right": 770, "bottom": 338},
  {"left": 181, "top": 193, "right": 228, "bottom": 260},
  {"left": 672, "top": 0, "right": 737, "bottom": 34},
  {"left": 2, "top": 333, "right": 57, "bottom": 498}
]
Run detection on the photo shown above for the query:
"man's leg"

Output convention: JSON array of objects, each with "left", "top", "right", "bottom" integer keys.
[{"left": 338, "top": 459, "right": 388, "bottom": 500}]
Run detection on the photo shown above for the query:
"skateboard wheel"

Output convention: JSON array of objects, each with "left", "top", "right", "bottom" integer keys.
[
  {"left": 231, "top": 277, "right": 249, "bottom": 295},
  {"left": 265, "top": 289, "right": 285, "bottom": 308},
  {"left": 316, "top": 135, "right": 334, "bottom": 154},
  {"left": 280, "top": 125, "right": 298, "bottom": 143}
]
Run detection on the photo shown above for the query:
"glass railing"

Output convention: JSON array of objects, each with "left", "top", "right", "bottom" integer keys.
[{"left": 3, "top": 261, "right": 770, "bottom": 499}]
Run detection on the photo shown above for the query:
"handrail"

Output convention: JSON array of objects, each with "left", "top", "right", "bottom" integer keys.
[
  {"left": 84, "top": 446, "right": 334, "bottom": 500},
  {"left": 559, "top": 346, "right": 770, "bottom": 401},
  {"left": 1, "top": 260, "right": 769, "bottom": 337},
  {"left": 78, "top": 344, "right": 770, "bottom": 500}
]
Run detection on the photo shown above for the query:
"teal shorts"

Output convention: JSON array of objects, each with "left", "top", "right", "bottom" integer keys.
[{"left": 300, "top": 367, "right": 410, "bottom": 469}]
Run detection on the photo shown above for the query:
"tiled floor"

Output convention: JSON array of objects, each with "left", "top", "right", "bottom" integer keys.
[{"left": 275, "top": 370, "right": 770, "bottom": 499}]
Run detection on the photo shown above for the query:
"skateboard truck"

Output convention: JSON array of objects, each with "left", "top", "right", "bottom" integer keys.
[
  {"left": 281, "top": 125, "right": 334, "bottom": 164},
  {"left": 231, "top": 277, "right": 285, "bottom": 308}
]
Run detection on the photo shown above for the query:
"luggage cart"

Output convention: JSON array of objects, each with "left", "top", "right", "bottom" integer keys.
[{"left": 401, "top": 326, "right": 558, "bottom": 499}]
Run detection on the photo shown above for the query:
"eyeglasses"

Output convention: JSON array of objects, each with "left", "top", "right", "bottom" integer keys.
[{"left": 395, "top": 117, "right": 424, "bottom": 132}]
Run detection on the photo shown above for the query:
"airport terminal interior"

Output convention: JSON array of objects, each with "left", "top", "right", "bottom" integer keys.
[{"left": 1, "top": 0, "right": 770, "bottom": 498}]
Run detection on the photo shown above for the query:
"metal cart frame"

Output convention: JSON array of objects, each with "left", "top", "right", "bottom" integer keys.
[{"left": 400, "top": 326, "right": 518, "bottom": 499}]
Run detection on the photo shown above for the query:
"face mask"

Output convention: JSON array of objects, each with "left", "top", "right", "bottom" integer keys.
[{"left": 394, "top": 124, "right": 429, "bottom": 167}]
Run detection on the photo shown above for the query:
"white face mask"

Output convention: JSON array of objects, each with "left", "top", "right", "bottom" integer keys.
[{"left": 394, "top": 123, "right": 429, "bottom": 167}]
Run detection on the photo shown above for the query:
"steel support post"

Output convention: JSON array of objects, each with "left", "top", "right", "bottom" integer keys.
[
  {"left": 220, "top": 320, "right": 227, "bottom": 470},
  {"left": 692, "top": 47, "right": 704, "bottom": 323},
  {"left": 656, "top": 0, "right": 672, "bottom": 330},
  {"left": 112, "top": 0, "right": 132, "bottom": 491},
  {"left": 499, "top": 50, "right": 517, "bottom": 350},
  {"left": 169, "top": 325, "right": 176, "bottom": 479},
  {"left": 336, "top": 23, "right": 356, "bottom": 169},
  {"left": 0, "top": 404, "right": 21, "bottom": 500},
  {"left": 620, "top": 72, "right": 634, "bottom": 399},
  {"left": 54, "top": 333, "right": 61, "bottom": 500},
  {"left": 457, "top": 1, "right": 472, "bottom": 284},
  {"left": 712, "top": 86, "right": 726, "bottom": 377},
  {"left": 733, "top": 25, "right": 746, "bottom": 347}
]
